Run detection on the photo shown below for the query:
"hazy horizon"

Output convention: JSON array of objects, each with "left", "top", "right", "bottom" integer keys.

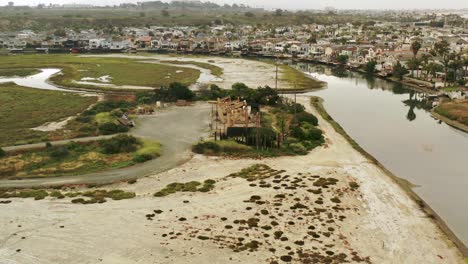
[{"left": 4, "top": 0, "right": 468, "bottom": 11}]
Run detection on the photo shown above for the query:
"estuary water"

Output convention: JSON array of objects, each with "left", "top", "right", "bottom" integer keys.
[
  {"left": 299, "top": 64, "right": 468, "bottom": 246},
  {"left": 0, "top": 68, "right": 67, "bottom": 91}
]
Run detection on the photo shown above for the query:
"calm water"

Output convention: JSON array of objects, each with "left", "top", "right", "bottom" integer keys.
[
  {"left": 0, "top": 68, "right": 67, "bottom": 91},
  {"left": 297, "top": 64, "right": 468, "bottom": 246}
]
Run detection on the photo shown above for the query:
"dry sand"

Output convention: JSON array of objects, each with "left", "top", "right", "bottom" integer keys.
[{"left": 0, "top": 95, "right": 464, "bottom": 264}]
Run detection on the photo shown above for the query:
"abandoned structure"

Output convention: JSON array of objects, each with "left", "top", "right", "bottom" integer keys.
[{"left": 209, "top": 97, "right": 261, "bottom": 140}]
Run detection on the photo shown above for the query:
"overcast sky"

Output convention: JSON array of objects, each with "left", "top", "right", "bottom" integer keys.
[{"left": 4, "top": 0, "right": 468, "bottom": 10}]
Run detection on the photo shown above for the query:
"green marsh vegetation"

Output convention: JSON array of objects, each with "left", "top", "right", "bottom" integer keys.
[
  {"left": 434, "top": 100, "right": 468, "bottom": 127},
  {"left": 279, "top": 64, "right": 324, "bottom": 91},
  {"left": 0, "top": 55, "right": 201, "bottom": 91},
  {"left": 0, "top": 135, "right": 161, "bottom": 179},
  {"left": 0, "top": 68, "right": 40, "bottom": 77},
  {"left": 0, "top": 83, "right": 97, "bottom": 147}
]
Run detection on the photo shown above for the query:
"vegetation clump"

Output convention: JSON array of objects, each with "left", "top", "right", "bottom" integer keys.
[
  {"left": 0, "top": 83, "right": 97, "bottom": 147},
  {"left": 0, "top": 136, "right": 160, "bottom": 179},
  {"left": 0, "top": 189, "right": 135, "bottom": 203},
  {"left": 0, "top": 189, "right": 48, "bottom": 200},
  {"left": 154, "top": 179, "right": 216, "bottom": 197},
  {"left": 313, "top": 177, "right": 339, "bottom": 188},
  {"left": 228, "top": 164, "right": 279, "bottom": 181}
]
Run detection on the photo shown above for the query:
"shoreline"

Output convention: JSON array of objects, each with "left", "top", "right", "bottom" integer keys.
[
  {"left": 310, "top": 95, "right": 468, "bottom": 257},
  {"left": 431, "top": 110, "right": 468, "bottom": 133}
]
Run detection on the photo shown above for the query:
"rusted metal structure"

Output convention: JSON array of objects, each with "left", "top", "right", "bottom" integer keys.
[{"left": 209, "top": 97, "right": 261, "bottom": 140}]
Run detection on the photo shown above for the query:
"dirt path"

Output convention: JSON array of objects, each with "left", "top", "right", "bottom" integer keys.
[
  {"left": 0, "top": 103, "right": 211, "bottom": 188},
  {"left": 0, "top": 96, "right": 463, "bottom": 264},
  {"left": 2, "top": 135, "right": 116, "bottom": 153}
]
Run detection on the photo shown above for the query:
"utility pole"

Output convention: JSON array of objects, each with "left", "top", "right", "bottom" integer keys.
[
  {"left": 275, "top": 61, "right": 278, "bottom": 90},
  {"left": 294, "top": 82, "right": 297, "bottom": 124}
]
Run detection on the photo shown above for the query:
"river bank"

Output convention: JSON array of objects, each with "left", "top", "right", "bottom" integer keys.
[
  {"left": 432, "top": 111, "right": 468, "bottom": 133},
  {"left": 310, "top": 96, "right": 468, "bottom": 257}
]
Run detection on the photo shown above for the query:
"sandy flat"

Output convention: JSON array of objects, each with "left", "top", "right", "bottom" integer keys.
[{"left": 0, "top": 95, "right": 463, "bottom": 264}]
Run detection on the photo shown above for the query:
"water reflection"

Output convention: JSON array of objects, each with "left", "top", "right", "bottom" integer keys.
[
  {"left": 293, "top": 62, "right": 439, "bottom": 122},
  {"left": 296, "top": 63, "right": 468, "bottom": 246},
  {"left": 0, "top": 68, "right": 68, "bottom": 91}
]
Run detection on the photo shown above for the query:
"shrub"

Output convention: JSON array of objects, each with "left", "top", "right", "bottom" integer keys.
[
  {"left": 289, "top": 143, "right": 307, "bottom": 155},
  {"left": 154, "top": 180, "right": 216, "bottom": 197},
  {"left": 66, "top": 141, "right": 82, "bottom": 151},
  {"left": 128, "top": 179, "right": 137, "bottom": 184},
  {"left": 110, "top": 109, "right": 124, "bottom": 118},
  {"left": 50, "top": 191, "right": 65, "bottom": 199},
  {"left": 0, "top": 148, "right": 5, "bottom": 158},
  {"left": 71, "top": 198, "right": 85, "bottom": 204},
  {"left": 107, "top": 190, "right": 136, "bottom": 200},
  {"left": 76, "top": 115, "right": 92, "bottom": 123},
  {"left": 49, "top": 146, "right": 70, "bottom": 159},
  {"left": 279, "top": 100, "right": 305, "bottom": 114},
  {"left": 168, "top": 82, "right": 195, "bottom": 100},
  {"left": 98, "top": 122, "right": 129, "bottom": 135},
  {"left": 306, "top": 126, "right": 323, "bottom": 141},
  {"left": 100, "top": 134, "right": 139, "bottom": 154},
  {"left": 153, "top": 82, "right": 195, "bottom": 102},
  {"left": 2, "top": 190, "right": 50, "bottom": 200},
  {"left": 84, "top": 100, "right": 135, "bottom": 116},
  {"left": 192, "top": 141, "right": 221, "bottom": 154},
  {"left": 78, "top": 124, "right": 96, "bottom": 133},
  {"left": 133, "top": 154, "right": 153, "bottom": 163},
  {"left": 290, "top": 125, "right": 306, "bottom": 140},
  {"left": 297, "top": 112, "right": 318, "bottom": 126},
  {"left": 134, "top": 140, "right": 161, "bottom": 159}
]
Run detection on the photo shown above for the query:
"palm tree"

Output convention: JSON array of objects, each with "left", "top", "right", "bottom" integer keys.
[
  {"left": 449, "top": 55, "right": 464, "bottom": 85},
  {"left": 420, "top": 54, "right": 431, "bottom": 81},
  {"left": 410, "top": 41, "right": 422, "bottom": 78},
  {"left": 425, "top": 62, "right": 443, "bottom": 82},
  {"left": 407, "top": 57, "right": 420, "bottom": 78},
  {"left": 463, "top": 57, "right": 468, "bottom": 83},
  {"left": 433, "top": 40, "right": 451, "bottom": 87}
]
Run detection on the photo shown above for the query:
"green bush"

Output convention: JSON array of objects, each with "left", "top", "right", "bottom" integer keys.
[
  {"left": 0, "top": 190, "right": 49, "bottom": 200},
  {"left": 290, "top": 125, "right": 306, "bottom": 140},
  {"left": 83, "top": 100, "right": 135, "bottom": 116},
  {"left": 154, "top": 180, "right": 216, "bottom": 197},
  {"left": 50, "top": 191, "right": 65, "bottom": 199},
  {"left": 297, "top": 112, "right": 318, "bottom": 126},
  {"left": 76, "top": 115, "right": 92, "bottom": 123},
  {"left": 193, "top": 141, "right": 221, "bottom": 154},
  {"left": 278, "top": 100, "right": 305, "bottom": 114},
  {"left": 98, "top": 122, "right": 129, "bottom": 135},
  {"left": 305, "top": 126, "right": 323, "bottom": 141},
  {"left": 288, "top": 143, "right": 308, "bottom": 155},
  {"left": 49, "top": 146, "right": 70, "bottom": 159},
  {"left": 0, "top": 148, "right": 5, "bottom": 158},
  {"left": 133, "top": 154, "right": 153, "bottom": 163},
  {"left": 107, "top": 190, "right": 136, "bottom": 200},
  {"left": 100, "top": 134, "right": 139, "bottom": 154},
  {"left": 110, "top": 108, "right": 124, "bottom": 118}
]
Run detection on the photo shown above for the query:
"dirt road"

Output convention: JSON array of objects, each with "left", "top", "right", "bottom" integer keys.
[{"left": 0, "top": 103, "right": 211, "bottom": 188}]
